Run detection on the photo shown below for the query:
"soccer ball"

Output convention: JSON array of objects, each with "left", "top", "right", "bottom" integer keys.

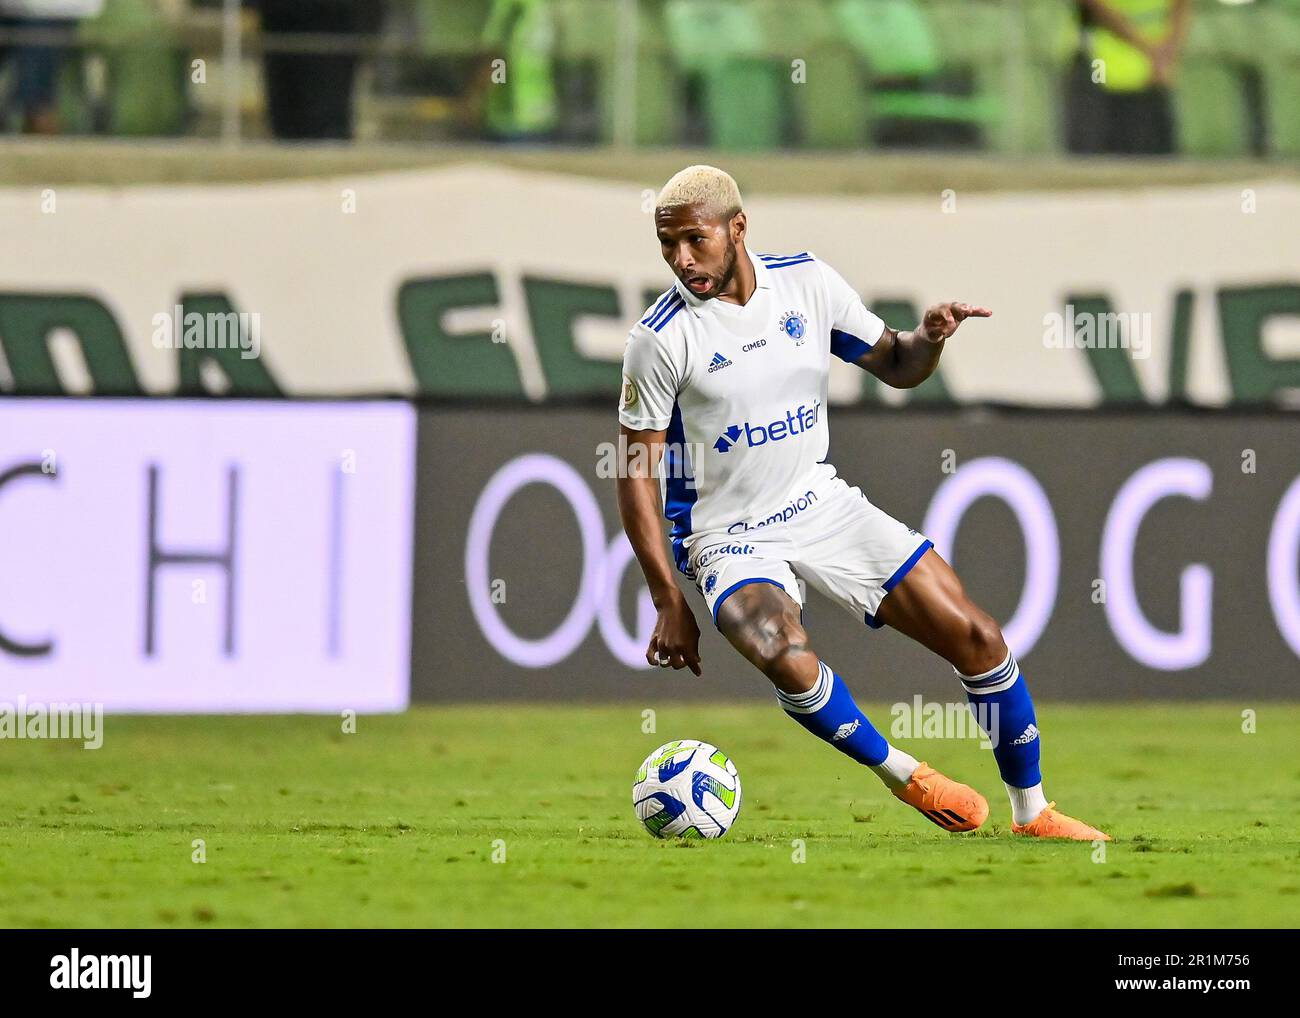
[{"left": 633, "top": 740, "right": 742, "bottom": 839}]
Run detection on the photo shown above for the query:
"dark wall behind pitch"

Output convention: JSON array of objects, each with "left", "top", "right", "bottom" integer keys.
[{"left": 411, "top": 407, "right": 1300, "bottom": 702}]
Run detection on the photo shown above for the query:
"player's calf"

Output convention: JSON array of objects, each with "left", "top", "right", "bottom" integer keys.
[
  {"left": 948, "top": 610, "right": 1008, "bottom": 677},
  {"left": 957, "top": 649, "right": 1046, "bottom": 821}
]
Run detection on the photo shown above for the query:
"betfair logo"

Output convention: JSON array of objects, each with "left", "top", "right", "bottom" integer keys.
[{"left": 713, "top": 401, "right": 821, "bottom": 453}]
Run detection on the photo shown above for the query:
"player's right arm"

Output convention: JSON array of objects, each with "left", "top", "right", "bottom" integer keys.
[
  {"left": 615, "top": 320, "right": 702, "bottom": 676},
  {"left": 615, "top": 424, "right": 702, "bottom": 675},
  {"left": 817, "top": 257, "right": 989, "bottom": 388}
]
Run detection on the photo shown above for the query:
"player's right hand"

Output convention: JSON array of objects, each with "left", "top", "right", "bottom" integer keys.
[{"left": 647, "top": 594, "right": 702, "bottom": 676}]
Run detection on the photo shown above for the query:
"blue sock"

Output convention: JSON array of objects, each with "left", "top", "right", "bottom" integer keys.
[
  {"left": 959, "top": 652, "right": 1041, "bottom": 788},
  {"left": 775, "top": 661, "right": 890, "bottom": 767}
]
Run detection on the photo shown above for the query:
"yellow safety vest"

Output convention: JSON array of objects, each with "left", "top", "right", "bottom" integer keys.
[{"left": 1089, "top": 0, "right": 1173, "bottom": 92}]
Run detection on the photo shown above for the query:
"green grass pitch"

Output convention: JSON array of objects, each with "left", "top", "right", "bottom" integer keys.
[{"left": 2, "top": 703, "right": 1297, "bottom": 928}]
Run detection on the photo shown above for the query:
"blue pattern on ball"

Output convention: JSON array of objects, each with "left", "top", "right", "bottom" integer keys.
[{"left": 656, "top": 748, "right": 696, "bottom": 782}]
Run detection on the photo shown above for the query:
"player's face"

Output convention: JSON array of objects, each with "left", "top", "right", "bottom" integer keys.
[{"left": 655, "top": 205, "right": 743, "bottom": 301}]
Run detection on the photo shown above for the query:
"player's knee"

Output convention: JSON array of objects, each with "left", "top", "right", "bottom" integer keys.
[
  {"left": 761, "top": 641, "right": 818, "bottom": 692},
  {"left": 953, "top": 612, "right": 1008, "bottom": 676},
  {"left": 751, "top": 617, "right": 816, "bottom": 689}
]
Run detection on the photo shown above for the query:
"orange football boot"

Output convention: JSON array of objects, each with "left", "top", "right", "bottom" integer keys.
[
  {"left": 1012, "top": 802, "right": 1111, "bottom": 841},
  {"left": 891, "top": 761, "right": 989, "bottom": 833}
]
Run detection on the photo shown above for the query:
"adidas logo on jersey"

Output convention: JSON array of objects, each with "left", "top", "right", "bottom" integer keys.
[
  {"left": 832, "top": 720, "right": 860, "bottom": 741},
  {"left": 707, "top": 351, "right": 733, "bottom": 373},
  {"left": 1011, "top": 724, "right": 1039, "bottom": 746}
]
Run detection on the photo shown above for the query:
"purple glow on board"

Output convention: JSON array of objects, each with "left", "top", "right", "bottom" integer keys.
[
  {"left": 1267, "top": 474, "right": 1300, "bottom": 659},
  {"left": 1101, "top": 457, "right": 1212, "bottom": 671},
  {"left": 464, "top": 453, "right": 606, "bottom": 668},
  {"left": 922, "top": 456, "right": 1059, "bottom": 656}
]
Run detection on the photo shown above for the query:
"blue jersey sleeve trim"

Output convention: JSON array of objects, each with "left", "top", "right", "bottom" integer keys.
[
  {"left": 831, "top": 328, "right": 873, "bottom": 362},
  {"left": 653, "top": 298, "right": 686, "bottom": 331},
  {"left": 664, "top": 402, "right": 696, "bottom": 573},
  {"left": 640, "top": 289, "right": 676, "bottom": 325}
]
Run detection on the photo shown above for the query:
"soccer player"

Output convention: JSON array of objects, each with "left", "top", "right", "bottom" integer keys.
[{"left": 616, "top": 165, "right": 1109, "bottom": 841}]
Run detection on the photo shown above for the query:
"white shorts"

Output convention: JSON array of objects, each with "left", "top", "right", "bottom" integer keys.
[{"left": 685, "top": 479, "right": 932, "bottom": 630}]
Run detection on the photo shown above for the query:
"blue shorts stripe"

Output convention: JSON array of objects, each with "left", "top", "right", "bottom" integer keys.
[
  {"left": 883, "top": 539, "right": 933, "bottom": 593},
  {"left": 863, "top": 539, "right": 933, "bottom": 629},
  {"left": 711, "top": 577, "right": 787, "bottom": 626}
]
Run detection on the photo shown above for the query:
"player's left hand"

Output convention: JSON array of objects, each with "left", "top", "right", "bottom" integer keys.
[{"left": 920, "top": 302, "right": 992, "bottom": 342}]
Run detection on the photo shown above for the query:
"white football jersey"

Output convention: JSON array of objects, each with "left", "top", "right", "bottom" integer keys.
[{"left": 618, "top": 249, "right": 886, "bottom": 575}]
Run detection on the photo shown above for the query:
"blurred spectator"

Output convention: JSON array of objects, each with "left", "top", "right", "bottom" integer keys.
[
  {"left": 256, "top": 0, "right": 383, "bottom": 140},
  {"left": 0, "top": 0, "right": 102, "bottom": 134},
  {"left": 465, "top": 0, "right": 558, "bottom": 141},
  {"left": 1066, "top": 0, "right": 1192, "bottom": 155}
]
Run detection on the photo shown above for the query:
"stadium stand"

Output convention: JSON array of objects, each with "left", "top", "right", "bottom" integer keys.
[{"left": 0, "top": 0, "right": 1295, "bottom": 156}]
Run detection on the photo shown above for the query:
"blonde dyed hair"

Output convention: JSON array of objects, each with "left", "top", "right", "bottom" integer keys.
[{"left": 655, "top": 164, "right": 743, "bottom": 222}]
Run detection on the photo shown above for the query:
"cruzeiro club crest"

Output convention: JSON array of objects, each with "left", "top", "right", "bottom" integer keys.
[
  {"left": 703, "top": 572, "right": 719, "bottom": 595},
  {"left": 779, "top": 310, "right": 808, "bottom": 345}
]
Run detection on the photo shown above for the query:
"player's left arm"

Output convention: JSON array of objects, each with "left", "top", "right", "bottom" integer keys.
[{"left": 855, "top": 302, "right": 992, "bottom": 390}]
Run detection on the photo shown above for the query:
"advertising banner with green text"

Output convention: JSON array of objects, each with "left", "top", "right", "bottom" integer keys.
[{"left": 2, "top": 167, "right": 1297, "bottom": 406}]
